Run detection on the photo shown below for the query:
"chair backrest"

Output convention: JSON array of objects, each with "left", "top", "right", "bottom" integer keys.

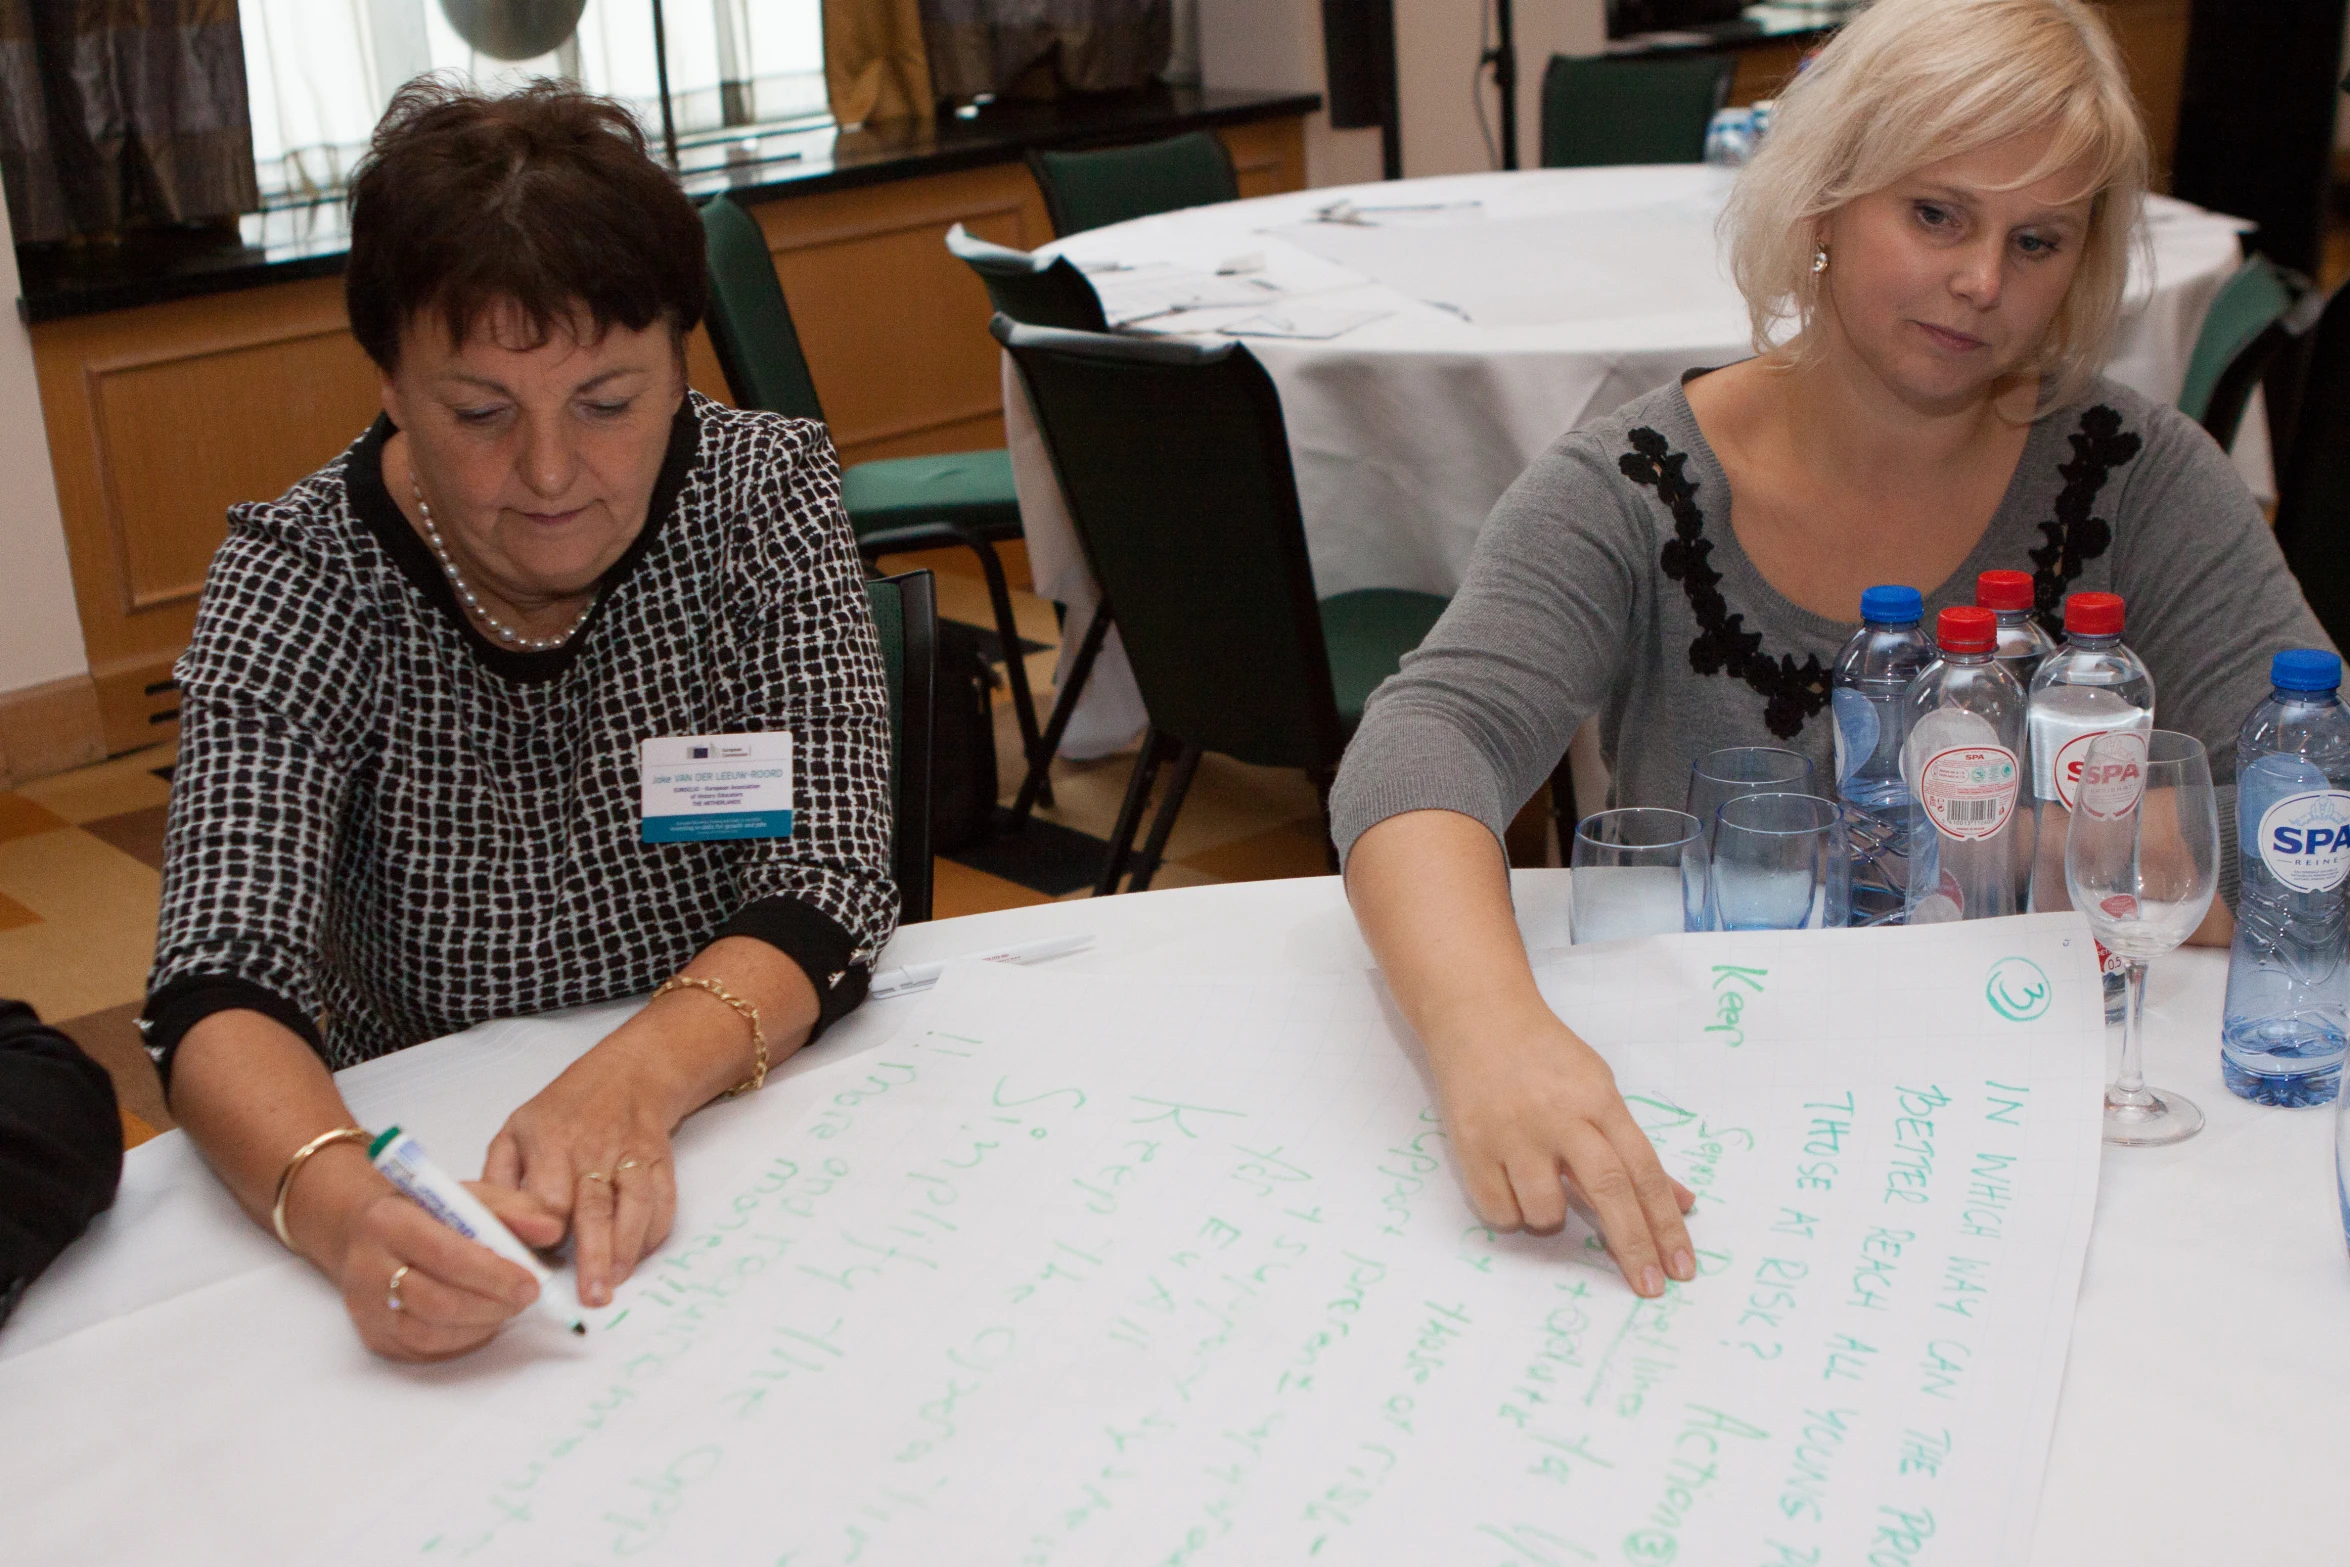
[
  {"left": 699, "top": 194, "right": 826, "bottom": 422},
  {"left": 2180, "top": 253, "right": 2299, "bottom": 447},
  {"left": 2273, "top": 279, "right": 2350, "bottom": 654},
  {"left": 1026, "top": 131, "right": 1240, "bottom": 238},
  {"left": 1539, "top": 52, "right": 1735, "bottom": 168},
  {"left": 991, "top": 316, "right": 1343, "bottom": 772},
  {"left": 943, "top": 223, "right": 1110, "bottom": 331},
  {"left": 865, "top": 570, "right": 937, "bottom": 924}
]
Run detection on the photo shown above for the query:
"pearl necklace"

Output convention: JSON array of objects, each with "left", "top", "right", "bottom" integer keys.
[{"left": 410, "top": 479, "right": 594, "bottom": 651}]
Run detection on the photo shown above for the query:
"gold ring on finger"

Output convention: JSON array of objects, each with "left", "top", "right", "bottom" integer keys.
[
  {"left": 615, "top": 1158, "right": 642, "bottom": 1174},
  {"left": 387, "top": 1263, "right": 411, "bottom": 1314},
  {"left": 581, "top": 1169, "right": 610, "bottom": 1184}
]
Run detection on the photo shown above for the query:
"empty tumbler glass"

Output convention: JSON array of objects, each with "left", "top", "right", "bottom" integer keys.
[
  {"left": 1709, "top": 792, "right": 1847, "bottom": 931},
  {"left": 1570, "top": 808, "right": 1707, "bottom": 943}
]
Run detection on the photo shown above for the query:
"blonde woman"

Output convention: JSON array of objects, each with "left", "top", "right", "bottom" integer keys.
[{"left": 1331, "top": 0, "right": 2330, "bottom": 1297}]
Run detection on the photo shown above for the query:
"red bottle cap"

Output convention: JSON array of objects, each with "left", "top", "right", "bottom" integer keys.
[
  {"left": 1975, "top": 570, "right": 2034, "bottom": 611},
  {"left": 1937, "top": 606, "right": 1996, "bottom": 653},
  {"left": 2064, "top": 592, "right": 2124, "bottom": 637}
]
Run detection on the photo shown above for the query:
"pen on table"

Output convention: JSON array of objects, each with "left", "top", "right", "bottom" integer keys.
[
  {"left": 869, "top": 933, "right": 1095, "bottom": 999},
  {"left": 369, "top": 1125, "right": 587, "bottom": 1335}
]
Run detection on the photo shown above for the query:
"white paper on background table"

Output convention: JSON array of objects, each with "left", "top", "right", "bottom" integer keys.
[
  {"left": 1218, "top": 305, "right": 1393, "bottom": 341},
  {"left": 294, "top": 914, "right": 2105, "bottom": 1565},
  {"left": 1088, "top": 263, "right": 1287, "bottom": 326}
]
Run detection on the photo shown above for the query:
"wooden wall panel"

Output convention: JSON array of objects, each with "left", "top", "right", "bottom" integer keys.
[
  {"left": 2098, "top": 0, "right": 2189, "bottom": 186},
  {"left": 1223, "top": 118, "right": 1308, "bottom": 199},
  {"left": 752, "top": 162, "right": 1047, "bottom": 469},
  {"left": 33, "top": 277, "right": 383, "bottom": 753},
  {"left": 88, "top": 328, "right": 382, "bottom": 611}
]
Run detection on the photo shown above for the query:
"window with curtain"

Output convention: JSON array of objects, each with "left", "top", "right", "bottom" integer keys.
[{"left": 239, "top": 0, "right": 828, "bottom": 205}]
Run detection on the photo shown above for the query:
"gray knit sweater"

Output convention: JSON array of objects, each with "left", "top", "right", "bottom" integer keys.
[{"left": 1331, "top": 374, "right": 2333, "bottom": 886}]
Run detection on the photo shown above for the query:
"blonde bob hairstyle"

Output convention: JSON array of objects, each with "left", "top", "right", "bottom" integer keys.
[{"left": 1722, "top": 0, "right": 2149, "bottom": 408}]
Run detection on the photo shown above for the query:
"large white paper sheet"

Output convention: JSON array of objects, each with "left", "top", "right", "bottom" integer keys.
[{"left": 0, "top": 917, "right": 2104, "bottom": 1566}]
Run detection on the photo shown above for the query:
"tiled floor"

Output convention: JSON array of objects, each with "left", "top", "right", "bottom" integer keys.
[{"left": 0, "top": 561, "right": 1353, "bottom": 1152}]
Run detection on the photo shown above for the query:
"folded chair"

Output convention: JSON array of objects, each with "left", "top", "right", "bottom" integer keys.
[{"left": 991, "top": 316, "right": 1450, "bottom": 893}]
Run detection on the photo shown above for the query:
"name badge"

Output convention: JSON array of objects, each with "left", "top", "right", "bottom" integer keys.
[{"left": 640, "top": 733, "right": 794, "bottom": 843}]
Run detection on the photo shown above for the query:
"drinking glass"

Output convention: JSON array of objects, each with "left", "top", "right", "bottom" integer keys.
[
  {"left": 1570, "top": 808, "right": 1707, "bottom": 943},
  {"left": 2065, "top": 729, "right": 2216, "bottom": 1147},
  {"left": 1709, "top": 792, "right": 1845, "bottom": 931},
  {"left": 1686, "top": 747, "right": 1818, "bottom": 855}
]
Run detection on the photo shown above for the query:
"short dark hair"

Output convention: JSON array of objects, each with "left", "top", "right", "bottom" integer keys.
[{"left": 344, "top": 77, "right": 707, "bottom": 372}]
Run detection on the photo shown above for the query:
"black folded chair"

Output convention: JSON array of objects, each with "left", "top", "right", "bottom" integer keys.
[
  {"left": 1026, "top": 131, "right": 1240, "bottom": 238},
  {"left": 943, "top": 224, "right": 1110, "bottom": 332},
  {"left": 2272, "top": 279, "right": 2350, "bottom": 654},
  {"left": 865, "top": 570, "right": 937, "bottom": 924},
  {"left": 992, "top": 316, "right": 1450, "bottom": 893}
]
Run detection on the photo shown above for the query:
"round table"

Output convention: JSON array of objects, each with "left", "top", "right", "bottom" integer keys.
[
  {"left": 2, "top": 878, "right": 2342, "bottom": 1565},
  {"left": 1006, "top": 166, "right": 2259, "bottom": 756}
]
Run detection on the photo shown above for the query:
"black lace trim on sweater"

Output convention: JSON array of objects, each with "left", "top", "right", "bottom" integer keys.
[
  {"left": 1621, "top": 426, "right": 1831, "bottom": 740},
  {"left": 2027, "top": 404, "right": 2140, "bottom": 636}
]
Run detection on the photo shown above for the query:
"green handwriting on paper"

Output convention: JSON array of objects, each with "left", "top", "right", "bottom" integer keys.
[
  {"left": 381, "top": 941, "right": 2097, "bottom": 1566},
  {"left": 1983, "top": 957, "right": 2051, "bottom": 1022},
  {"left": 1707, "top": 966, "right": 1768, "bottom": 1046}
]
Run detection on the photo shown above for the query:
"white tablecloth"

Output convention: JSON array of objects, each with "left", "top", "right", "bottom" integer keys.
[
  {"left": 2, "top": 878, "right": 2342, "bottom": 1565},
  {"left": 1006, "top": 167, "right": 2259, "bottom": 756}
]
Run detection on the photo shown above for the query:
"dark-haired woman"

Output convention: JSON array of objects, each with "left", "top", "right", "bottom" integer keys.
[{"left": 144, "top": 81, "right": 895, "bottom": 1361}]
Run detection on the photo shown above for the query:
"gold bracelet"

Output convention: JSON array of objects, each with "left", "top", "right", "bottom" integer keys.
[
  {"left": 271, "top": 1126, "right": 371, "bottom": 1251},
  {"left": 652, "top": 975, "right": 768, "bottom": 1098}
]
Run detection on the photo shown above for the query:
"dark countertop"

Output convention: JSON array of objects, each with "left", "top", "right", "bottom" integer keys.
[
  {"left": 1604, "top": 2, "right": 1854, "bottom": 56},
  {"left": 15, "top": 84, "right": 1322, "bottom": 326}
]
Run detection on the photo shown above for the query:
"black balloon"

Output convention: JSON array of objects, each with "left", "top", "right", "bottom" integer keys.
[{"left": 438, "top": 0, "right": 588, "bottom": 62}]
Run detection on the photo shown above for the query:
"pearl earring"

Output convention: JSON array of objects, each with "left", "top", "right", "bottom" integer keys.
[{"left": 1812, "top": 244, "right": 1829, "bottom": 275}]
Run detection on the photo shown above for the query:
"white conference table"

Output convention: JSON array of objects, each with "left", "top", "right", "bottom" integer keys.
[
  {"left": 1004, "top": 166, "right": 2261, "bottom": 756},
  {"left": 3, "top": 875, "right": 2342, "bottom": 1565}
]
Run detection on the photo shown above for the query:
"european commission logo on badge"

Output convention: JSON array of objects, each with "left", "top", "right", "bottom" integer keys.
[
  {"left": 2257, "top": 789, "right": 2350, "bottom": 893},
  {"left": 639, "top": 732, "right": 795, "bottom": 844}
]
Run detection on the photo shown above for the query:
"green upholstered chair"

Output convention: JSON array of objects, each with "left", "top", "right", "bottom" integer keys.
[
  {"left": 2179, "top": 253, "right": 2302, "bottom": 451},
  {"left": 992, "top": 315, "right": 1451, "bottom": 894},
  {"left": 865, "top": 570, "right": 937, "bottom": 924},
  {"left": 1538, "top": 53, "right": 1735, "bottom": 168},
  {"left": 943, "top": 223, "right": 1110, "bottom": 331},
  {"left": 699, "top": 193, "right": 1048, "bottom": 806},
  {"left": 1025, "top": 131, "right": 1240, "bottom": 238}
]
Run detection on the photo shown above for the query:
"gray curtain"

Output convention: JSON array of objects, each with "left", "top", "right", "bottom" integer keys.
[
  {"left": 0, "top": 0, "right": 258, "bottom": 244},
  {"left": 921, "top": 0, "right": 1170, "bottom": 103}
]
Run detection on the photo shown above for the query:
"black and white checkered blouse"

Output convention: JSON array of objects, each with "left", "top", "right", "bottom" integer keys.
[{"left": 142, "top": 392, "right": 897, "bottom": 1078}]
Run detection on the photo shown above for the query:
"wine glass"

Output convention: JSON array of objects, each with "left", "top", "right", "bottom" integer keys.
[
  {"left": 2065, "top": 729, "right": 2215, "bottom": 1146},
  {"left": 1570, "top": 808, "right": 1707, "bottom": 943},
  {"left": 1709, "top": 792, "right": 1846, "bottom": 931}
]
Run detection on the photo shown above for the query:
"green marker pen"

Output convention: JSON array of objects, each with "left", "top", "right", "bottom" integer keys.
[{"left": 369, "top": 1125, "right": 587, "bottom": 1336}]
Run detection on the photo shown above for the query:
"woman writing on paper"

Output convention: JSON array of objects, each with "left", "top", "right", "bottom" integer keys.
[
  {"left": 1332, "top": 0, "right": 2331, "bottom": 1296},
  {"left": 143, "top": 83, "right": 896, "bottom": 1360}
]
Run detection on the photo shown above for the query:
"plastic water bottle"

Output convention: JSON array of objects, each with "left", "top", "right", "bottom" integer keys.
[
  {"left": 2337, "top": 1076, "right": 2350, "bottom": 1252},
  {"left": 2027, "top": 593, "right": 2155, "bottom": 1019},
  {"left": 2221, "top": 649, "right": 2350, "bottom": 1105},
  {"left": 1703, "top": 108, "right": 1756, "bottom": 167},
  {"left": 1901, "top": 607, "right": 2028, "bottom": 922},
  {"left": 1832, "top": 585, "right": 1932, "bottom": 925},
  {"left": 1977, "top": 569, "right": 2055, "bottom": 693}
]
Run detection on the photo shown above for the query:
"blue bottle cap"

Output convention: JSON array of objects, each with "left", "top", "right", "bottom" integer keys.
[
  {"left": 2272, "top": 649, "right": 2343, "bottom": 692},
  {"left": 1859, "top": 585, "right": 1923, "bottom": 624}
]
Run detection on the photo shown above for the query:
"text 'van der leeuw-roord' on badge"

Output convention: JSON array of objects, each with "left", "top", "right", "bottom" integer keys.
[{"left": 640, "top": 733, "right": 794, "bottom": 844}]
